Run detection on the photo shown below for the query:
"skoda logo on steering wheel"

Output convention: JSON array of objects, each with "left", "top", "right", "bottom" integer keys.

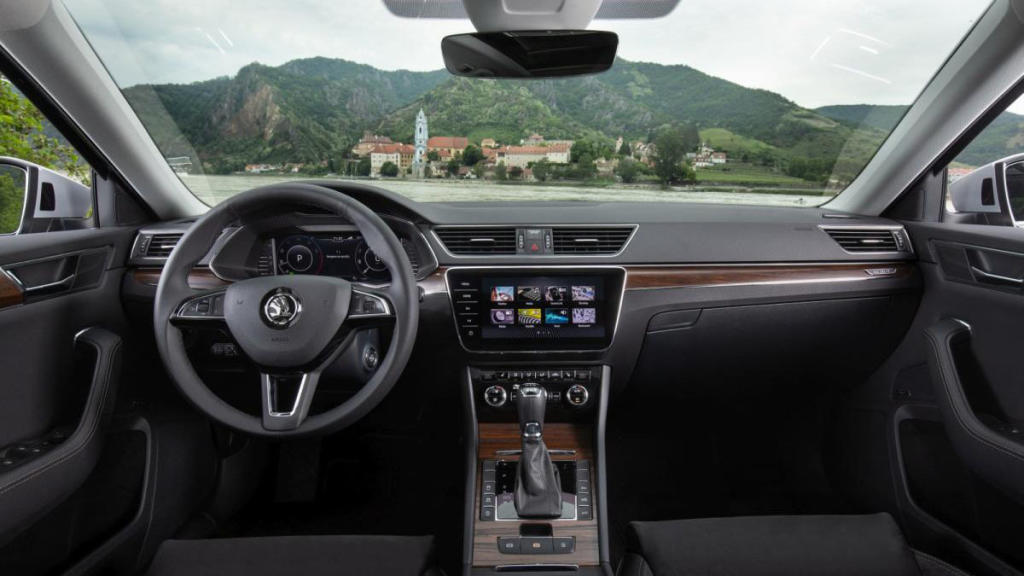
[{"left": 261, "top": 290, "right": 301, "bottom": 329}]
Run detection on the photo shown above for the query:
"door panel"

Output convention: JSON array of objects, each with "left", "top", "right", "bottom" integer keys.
[
  {"left": 0, "top": 226, "right": 134, "bottom": 544},
  {"left": 898, "top": 221, "right": 1024, "bottom": 571}
]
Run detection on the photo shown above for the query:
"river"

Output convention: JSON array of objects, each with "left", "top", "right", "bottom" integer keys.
[{"left": 180, "top": 174, "right": 833, "bottom": 207}]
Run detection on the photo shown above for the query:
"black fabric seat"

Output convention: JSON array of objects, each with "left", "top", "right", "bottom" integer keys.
[
  {"left": 145, "top": 534, "right": 439, "bottom": 576},
  {"left": 618, "top": 514, "right": 970, "bottom": 576}
]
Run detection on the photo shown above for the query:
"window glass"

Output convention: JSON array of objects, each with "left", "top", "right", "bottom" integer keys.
[
  {"left": 946, "top": 92, "right": 1024, "bottom": 225},
  {"left": 65, "top": 0, "right": 988, "bottom": 207},
  {"left": 0, "top": 75, "right": 93, "bottom": 233}
]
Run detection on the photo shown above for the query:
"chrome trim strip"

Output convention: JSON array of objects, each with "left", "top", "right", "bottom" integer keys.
[
  {"left": 443, "top": 265, "right": 628, "bottom": 355},
  {"left": 625, "top": 262, "right": 915, "bottom": 292},
  {"left": 431, "top": 224, "right": 638, "bottom": 259}
]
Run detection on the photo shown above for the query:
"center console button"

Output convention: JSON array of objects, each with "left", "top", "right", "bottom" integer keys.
[
  {"left": 498, "top": 537, "right": 521, "bottom": 554},
  {"left": 553, "top": 537, "right": 575, "bottom": 554},
  {"left": 484, "top": 385, "right": 507, "bottom": 408},
  {"left": 521, "top": 537, "right": 553, "bottom": 555},
  {"left": 566, "top": 384, "right": 589, "bottom": 407},
  {"left": 480, "top": 506, "right": 495, "bottom": 521},
  {"left": 577, "top": 505, "right": 593, "bottom": 521}
]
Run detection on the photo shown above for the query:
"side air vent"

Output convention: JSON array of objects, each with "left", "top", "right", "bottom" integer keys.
[
  {"left": 435, "top": 227, "right": 517, "bottom": 255},
  {"left": 145, "top": 234, "right": 183, "bottom": 258},
  {"left": 552, "top": 226, "right": 634, "bottom": 255},
  {"left": 824, "top": 227, "right": 904, "bottom": 253}
]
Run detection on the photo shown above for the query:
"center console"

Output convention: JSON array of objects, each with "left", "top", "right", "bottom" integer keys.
[{"left": 466, "top": 365, "right": 607, "bottom": 572}]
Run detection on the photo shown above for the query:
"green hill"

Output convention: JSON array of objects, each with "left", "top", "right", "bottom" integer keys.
[
  {"left": 817, "top": 103, "right": 1024, "bottom": 167},
  {"left": 123, "top": 57, "right": 893, "bottom": 182}
]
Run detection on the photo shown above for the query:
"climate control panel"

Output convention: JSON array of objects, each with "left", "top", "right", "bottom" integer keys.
[{"left": 471, "top": 366, "right": 598, "bottom": 421}]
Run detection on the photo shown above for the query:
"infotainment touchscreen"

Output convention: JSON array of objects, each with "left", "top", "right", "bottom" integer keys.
[
  {"left": 446, "top": 268, "right": 625, "bottom": 351},
  {"left": 481, "top": 275, "right": 606, "bottom": 340}
]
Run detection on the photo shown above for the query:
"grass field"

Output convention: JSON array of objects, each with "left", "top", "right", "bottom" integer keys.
[
  {"left": 695, "top": 162, "right": 811, "bottom": 187},
  {"left": 698, "top": 128, "right": 778, "bottom": 158}
]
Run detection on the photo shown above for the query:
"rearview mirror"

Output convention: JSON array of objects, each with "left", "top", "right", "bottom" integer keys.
[{"left": 441, "top": 30, "right": 618, "bottom": 78}]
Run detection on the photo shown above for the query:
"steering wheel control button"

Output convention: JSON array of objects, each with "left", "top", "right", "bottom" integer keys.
[
  {"left": 261, "top": 289, "right": 301, "bottom": 329},
  {"left": 177, "top": 293, "right": 225, "bottom": 319},
  {"left": 484, "top": 385, "right": 508, "bottom": 408},
  {"left": 362, "top": 345, "right": 380, "bottom": 371},
  {"left": 566, "top": 384, "right": 589, "bottom": 407},
  {"left": 349, "top": 290, "right": 390, "bottom": 318}
]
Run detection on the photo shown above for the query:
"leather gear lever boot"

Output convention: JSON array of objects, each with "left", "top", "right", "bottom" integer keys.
[{"left": 514, "top": 385, "right": 562, "bottom": 518}]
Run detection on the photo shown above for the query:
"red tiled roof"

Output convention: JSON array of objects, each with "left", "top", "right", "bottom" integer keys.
[{"left": 427, "top": 136, "right": 469, "bottom": 149}]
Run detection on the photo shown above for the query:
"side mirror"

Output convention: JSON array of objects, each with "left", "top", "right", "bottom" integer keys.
[
  {"left": 0, "top": 163, "right": 28, "bottom": 234},
  {"left": 949, "top": 153, "right": 1024, "bottom": 227},
  {"left": 0, "top": 156, "right": 93, "bottom": 234},
  {"left": 441, "top": 30, "right": 618, "bottom": 78}
]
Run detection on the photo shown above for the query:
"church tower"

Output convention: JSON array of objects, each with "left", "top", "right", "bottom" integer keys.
[{"left": 413, "top": 109, "right": 428, "bottom": 178}]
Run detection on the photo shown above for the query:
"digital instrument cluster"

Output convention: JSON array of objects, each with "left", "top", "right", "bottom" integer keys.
[{"left": 273, "top": 233, "right": 390, "bottom": 281}]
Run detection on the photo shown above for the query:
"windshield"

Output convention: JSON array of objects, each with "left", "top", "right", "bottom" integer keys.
[{"left": 65, "top": 0, "right": 989, "bottom": 207}]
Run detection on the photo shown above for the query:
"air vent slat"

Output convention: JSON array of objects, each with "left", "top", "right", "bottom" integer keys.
[
  {"left": 435, "top": 227, "right": 517, "bottom": 255},
  {"left": 824, "top": 228, "right": 902, "bottom": 253},
  {"left": 145, "top": 233, "right": 183, "bottom": 258},
  {"left": 552, "top": 227, "right": 633, "bottom": 255}
]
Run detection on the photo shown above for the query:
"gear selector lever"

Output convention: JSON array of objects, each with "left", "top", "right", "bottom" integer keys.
[{"left": 514, "top": 384, "right": 562, "bottom": 518}]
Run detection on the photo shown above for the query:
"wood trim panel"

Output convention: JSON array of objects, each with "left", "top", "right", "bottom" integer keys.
[
  {"left": 132, "top": 267, "right": 230, "bottom": 290},
  {"left": 0, "top": 269, "right": 24, "bottom": 309},
  {"left": 474, "top": 423, "right": 598, "bottom": 567},
  {"left": 625, "top": 261, "right": 914, "bottom": 290}
]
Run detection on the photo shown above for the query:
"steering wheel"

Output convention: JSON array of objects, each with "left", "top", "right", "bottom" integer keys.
[{"left": 153, "top": 183, "right": 419, "bottom": 437}]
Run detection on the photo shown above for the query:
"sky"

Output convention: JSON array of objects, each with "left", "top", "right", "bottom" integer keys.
[{"left": 64, "top": 0, "right": 998, "bottom": 112}]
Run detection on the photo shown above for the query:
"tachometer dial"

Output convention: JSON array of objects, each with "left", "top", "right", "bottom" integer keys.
[{"left": 276, "top": 235, "right": 323, "bottom": 275}]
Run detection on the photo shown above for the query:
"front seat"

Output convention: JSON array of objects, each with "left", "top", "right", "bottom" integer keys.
[
  {"left": 146, "top": 534, "right": 440, "bottom": 576},
  {"left": 618, "top": 514, "right": 970, "bottom": 576}
]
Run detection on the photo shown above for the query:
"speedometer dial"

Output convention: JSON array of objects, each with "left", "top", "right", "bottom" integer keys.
[{"left": 276, "top": 235, "right": 323, "bottom": 275}]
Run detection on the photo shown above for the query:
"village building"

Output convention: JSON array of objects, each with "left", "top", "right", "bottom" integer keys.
[
  {"left": 480, "top": 138, "right": 497, "bottom": 148},
  {"left": 427, "top": 136, "right": 469, "bottom": 157},
  {"left": 352, "top": 131, "right": 393, "bottom": 157},
  {"left": 370, "top": 143, "right": 415, "bottom": 175}
]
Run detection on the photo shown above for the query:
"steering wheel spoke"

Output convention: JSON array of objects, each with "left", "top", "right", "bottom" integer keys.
[
  {"left": 260, "top": 370, "right": 321, "bottom": 431},
  {"left": 170, "top": 289, "right": 228, "bottom": 325}
]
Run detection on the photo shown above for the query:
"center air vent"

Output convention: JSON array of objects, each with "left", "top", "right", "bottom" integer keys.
[
  {"left": 552, "top": 226, "right": 634, "bottom": 255},
  {"left": 144, "top": 233, "right": 183, "bottom": 258},
  {"left": 434, "top": 227, "right": 517, "bottom": 255},
  {"left": 823, "top": 227, "right": 905, "bottom": 253}
]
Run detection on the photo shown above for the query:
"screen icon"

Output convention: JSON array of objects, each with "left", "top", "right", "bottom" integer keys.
[
  {"left": 517, "top": 286, "right": 541, "bottom": 302},
  {"left": 517, "top": 308, "right": 542, "bottom": 325},
  {"left": 545, "top": 309, "right": 570, "bottom": 324},
  {"left": 490, "top": 286, "right": 515, "bottom": 302},
  {"left": 572, "top": 285, "right": 595, "bottom": 302},
  {"left": 490, "top": 309, "right": 515, "bottom": 325},
  {"left": 545, "top": 286, "right": 568, "bottom": 303},
  {"left": 572, "top": 308, "right": 597, "bottom": 324}
]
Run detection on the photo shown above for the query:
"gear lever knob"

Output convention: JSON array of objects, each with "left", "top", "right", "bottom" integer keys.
[{"left": 516, "top": 384, "right": 547, "bottom": 439}]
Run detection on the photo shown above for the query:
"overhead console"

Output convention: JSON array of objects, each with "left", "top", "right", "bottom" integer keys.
[{"left": 445, "top": 267, "right": 626, "bottom": 352}]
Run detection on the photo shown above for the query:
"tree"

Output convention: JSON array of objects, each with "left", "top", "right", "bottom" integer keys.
[
  {"left": 509, "top": 166, "right": 524, "bottom": 180},
  {"left": 472, "top": 162, "right": 487, "bottom": 180},
  {"left": 462, "top": 145, "right": 484, "bottom": 166},
  {"left": 447, "top": 159, "right": 460, "bottom": 177},
  {"left": 570, "top": 138, "right": 613, "bottom": 164},
  {"left": 532, "top": 158, "right": 551, "bottom": 182},
  {"left": 380, "top": 161, "right": 399, "bottom": 177},
  {"left": 356, "top": 157, "right": 372, "bottom": 176},
  {"left": 427, "top": 149, "right": 440, "bottom": 162},
  {"left": 0, "top": 77, "right": 89, "bottom": 182},
  {"left": 652, "top": 124, "right": 697, "bottom": 186},
  {"left": 494, "top": 162, "right": 507, "bottom": 181},
  {"left": 615, "top": 158, "right": 642, "bottom": 183},
  {"left": 618, "top": 141, "right": 632, "bottom": 157}
]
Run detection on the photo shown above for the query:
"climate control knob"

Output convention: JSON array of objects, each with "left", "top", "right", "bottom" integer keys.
[
  {"left": 484, "top": 385, "right": 508, "bottom": 408},
  {"left": 566, "top": 384, "right": 590, "bottom": 407}
]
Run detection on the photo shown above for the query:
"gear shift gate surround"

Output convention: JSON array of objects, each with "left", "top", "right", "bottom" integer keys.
[{"left": 494, "top": 460, "right": 579, "bottom": 520}]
